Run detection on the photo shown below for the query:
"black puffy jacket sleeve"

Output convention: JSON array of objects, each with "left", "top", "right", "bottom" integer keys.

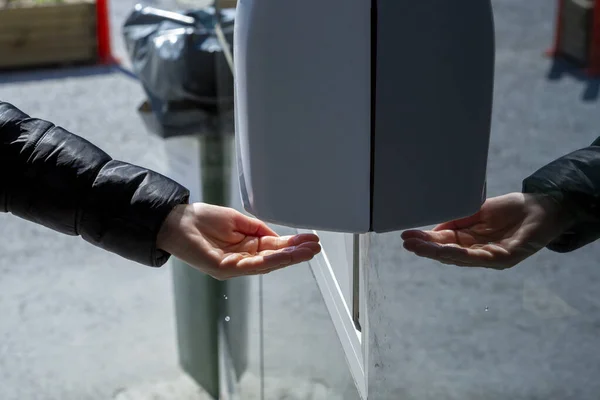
[
  {"left": 0, "top": 101, "right": 190, "bottom": 267},
  {"left": 522, "top": 137, "right": 600, "bottom": 253}
]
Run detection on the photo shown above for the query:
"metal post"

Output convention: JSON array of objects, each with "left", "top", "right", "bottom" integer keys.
[
  {"left": 171, "top": 6, "right": 247, "bottom": 399},
  {"left": 171, "top": 133, "right": 230, "bottom": 399}
]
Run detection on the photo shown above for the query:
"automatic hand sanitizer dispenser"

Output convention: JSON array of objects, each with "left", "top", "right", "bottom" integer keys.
[{"left": 234, "top": 0, "right": 495, "bottom": 233}]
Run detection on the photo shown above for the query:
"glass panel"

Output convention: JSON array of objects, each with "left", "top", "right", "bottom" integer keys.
[
  {"left": 366, "top": 231, "right": 600, "bottom": 400},
  {"left": 316, "top": 231, "right": 355, "bottom": 309},
  {"left": 260, "top": 225, "right": 362, "bottom": 400},
  {"left": 222, "top": 275, "right": 262, "bottom": 398},
  {"left": 223, "top": 139, "right": 263, "bottom": 399}
]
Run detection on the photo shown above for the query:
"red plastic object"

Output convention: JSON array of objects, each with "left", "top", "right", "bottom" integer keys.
[
  {"left": 546, "top": 0, "right": 565, "bottom": 58},
  {"left": 547, "top": 0, "right": 600, "bottom": 77},
  {"left": 96, "top": 0, "right": 118, "bottom": 65}
]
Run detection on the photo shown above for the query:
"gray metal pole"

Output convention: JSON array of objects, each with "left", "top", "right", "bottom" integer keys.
[
  {"left": 171, "top": 133, "right": 230, "bottom": 399},
  {"left": 172, "top": 6, "right": 247, "bottom": 398}
]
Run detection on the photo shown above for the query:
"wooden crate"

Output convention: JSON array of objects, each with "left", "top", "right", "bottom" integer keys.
[
  {"left": 0, "top": 0, "right": 97, "bottom": 69},
  {"left": 215, "top": 0, "right": 237, "bottom": 8}
]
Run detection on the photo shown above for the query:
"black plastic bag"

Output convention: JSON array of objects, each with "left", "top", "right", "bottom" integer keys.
[{"left": 123, "top": 4, "right": 235, "bottom": 136}]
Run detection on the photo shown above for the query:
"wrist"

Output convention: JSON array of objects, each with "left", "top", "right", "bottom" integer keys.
[
  {"left": 527, "top": 192, "right": 573, "bottom": 233},
  {"left": 157, "top": 204, "right": 188, "bottom": 253}
]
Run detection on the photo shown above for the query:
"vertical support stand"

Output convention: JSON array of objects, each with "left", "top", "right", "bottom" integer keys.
[
  {"left": 171, "top": 134, "right": 232, "bottom": 400},
  {"left": 200, "top": 134, "right": 230, "bottom": 398},
  {"left": 171, "top": 257, "right": 221, "bottom": 399},
  {"left": 171, "top": 6, "right": 243, "bottom": 399}
]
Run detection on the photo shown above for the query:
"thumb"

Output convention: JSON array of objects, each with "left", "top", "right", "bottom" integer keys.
[
  {"left": 433, "top": 211, "right": 482, "bottom": 231},
  {"left": 234, "top": 211, "right": 279, "bottom": 237}
]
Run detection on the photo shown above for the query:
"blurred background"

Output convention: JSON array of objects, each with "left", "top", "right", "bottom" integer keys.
[{"left": 1, "top": 0, "right": 600, "bottom": 399}]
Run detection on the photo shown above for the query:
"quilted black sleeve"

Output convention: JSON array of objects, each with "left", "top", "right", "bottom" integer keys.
[
  {"left": 0, "top": 101, "right": 189, "bottom": 267},
  {"left": 522, "top": 137, "right": 600, "bottom": 253}
]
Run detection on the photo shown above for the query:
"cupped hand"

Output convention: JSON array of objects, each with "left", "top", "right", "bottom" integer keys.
[
  {"left": 157, "top": 203, "right": 321, "bottom": 280},
  {"left": 401, "top": 193, "right": 570, "bottom": 270}
]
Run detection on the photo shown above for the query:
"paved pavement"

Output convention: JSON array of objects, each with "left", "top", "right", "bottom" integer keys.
[{"left": 1, "top": 0, "right": 600, "bottom": 399}]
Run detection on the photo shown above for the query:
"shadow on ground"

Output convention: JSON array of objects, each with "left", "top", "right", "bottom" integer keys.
[
  {"left": 546, "top": 57, "right": 600, "bottom": 102},
  {"left": 0, "top": 63, "right": 137, "bottom": 86}
]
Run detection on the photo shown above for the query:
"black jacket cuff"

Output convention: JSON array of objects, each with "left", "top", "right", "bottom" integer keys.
[
  {"left": 522, "top": 141, "right": 600, "bottom": 253},
  {"left": 80, "top": 160, "right": 190, "bottom": 267}
]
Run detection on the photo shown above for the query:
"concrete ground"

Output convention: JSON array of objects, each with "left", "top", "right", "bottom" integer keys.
[{"left": 1, "top": 0, "right": 600, "bottom": 399}]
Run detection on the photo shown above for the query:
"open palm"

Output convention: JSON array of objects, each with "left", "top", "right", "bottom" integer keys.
[
  {"left": 402, "top": 193, "right": 569, "bottom": 269},
  {"left": 158, "top": 203, "right": 321, "bottom": 280}
]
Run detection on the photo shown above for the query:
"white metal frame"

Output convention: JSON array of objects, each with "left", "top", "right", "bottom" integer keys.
[{"left": 299, "top": 229, "right": 367, "bottom": 400}]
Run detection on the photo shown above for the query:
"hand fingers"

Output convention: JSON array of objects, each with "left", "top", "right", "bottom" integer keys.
[
  {"left": 219, "top": 242, "right": 321, "bottom": 277},
  {"left": 403, "top": 238, "right": 501, "bottom": 268},
  {"left": 261, "top": 245, "right": 318, "bottom": 271},
  {"left": 401, "top": 229, "right": 463, "bottom": 245},
  {"left": 258, "top": 241, "right": 322, "bottom": 267},
  {"left": 402, "top": 229, "right": 483, "bottom": 248},
  {"left": 403, "top": 238, "right": 465, "bottom": 259},
  {"left": 432, "top": 211, "right": 482, "bottom": 231},
  {"left": 235, "top": 246, "right": 316, "bottom": 273},
  {"left": 257, "top": 233, "right": 320, "bottom": 251},
  {"left": 289, "top": 241, "right": 322, "bottom": 253},
  {"left": 290, "top": 233, "right": 320, "bottom": 245}
]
